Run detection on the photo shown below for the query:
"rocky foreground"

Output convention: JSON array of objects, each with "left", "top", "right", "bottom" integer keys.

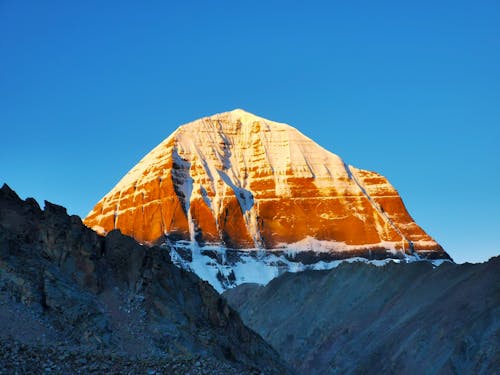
[
  {"left": 0, "top": 337, "right": 254, "bottom": 375},
  {"left": 224, "top": 257, "right": 500, "bottom": 374},
  {"left": 0, "top": 184, "right": 289, "bottom": 374}
]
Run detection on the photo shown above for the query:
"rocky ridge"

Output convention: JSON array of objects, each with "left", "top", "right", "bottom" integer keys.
[
  {"left": 224, "top": 257, "right": 500, "bottom": 374},
  {"left": 0, "top": 183, "right": 289, "bottom": 374}
]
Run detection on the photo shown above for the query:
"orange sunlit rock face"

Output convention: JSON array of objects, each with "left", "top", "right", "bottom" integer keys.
[{"left": 84, "top": 109, "right": 447, "bottom": 258}]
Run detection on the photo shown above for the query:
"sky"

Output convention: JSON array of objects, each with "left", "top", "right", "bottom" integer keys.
[{"left": 1, "top": 0, "right": 499, "bottom": 263}]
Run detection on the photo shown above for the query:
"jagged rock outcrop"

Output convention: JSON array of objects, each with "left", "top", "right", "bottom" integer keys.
[
  {"left": 0, "top": 183, "right": 289, "bottom": 374},
  {"left": 224, "top": 258, "right": 500, "bottom": 375},
  {"left": 84, "top": 109, "right": 447, "bottom": 259}
]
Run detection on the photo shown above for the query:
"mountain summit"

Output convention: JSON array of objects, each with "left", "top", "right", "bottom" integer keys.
[{"left": 84, "top": 109, "right": 449, "bottom": 290}]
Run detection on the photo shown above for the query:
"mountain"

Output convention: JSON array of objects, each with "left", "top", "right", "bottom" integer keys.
[
  {"left": 84, "top": 109, "right": 450, "bottom": 291},
  {"left": 224, "top": 258, "right": 500, "bottom": 375},
  {"left": 0, "top": 184, "right": 289, "bottom": 374}
]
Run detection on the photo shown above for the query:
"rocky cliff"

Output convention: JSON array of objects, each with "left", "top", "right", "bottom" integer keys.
[
  {"left": 0, "top": 184, "right": 289, "bottom": 374},
  {"left": 224, "top": 258, "right": 500, "bottom": 375}
]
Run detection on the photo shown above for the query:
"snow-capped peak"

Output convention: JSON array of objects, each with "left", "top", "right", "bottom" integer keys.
[{"left": 84, "top": 109, "right": 449, "bottom": 291}]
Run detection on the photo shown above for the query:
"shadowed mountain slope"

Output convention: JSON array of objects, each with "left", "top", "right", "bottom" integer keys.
[
  {"left": 0, "top": 184, "right": 289, "bottom": 374},
  {"left": 224, "top": 258, "right": 500, "bottom": 374}
]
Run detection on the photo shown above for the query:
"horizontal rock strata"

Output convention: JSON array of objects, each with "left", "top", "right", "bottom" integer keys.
[{"left": 85, "top": 109, "right": 447, "bottom": 259}]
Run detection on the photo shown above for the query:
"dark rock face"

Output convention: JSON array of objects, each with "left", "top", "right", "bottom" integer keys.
[
  {"left": 224, "top": 258, "right": 500, "bottom": 374},
  {"left": 0, "top": 184, "right": 289, "bottom": 374}
]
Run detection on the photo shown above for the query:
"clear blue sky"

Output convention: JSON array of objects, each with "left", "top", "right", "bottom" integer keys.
[{"left": 1, "top": 1, "right": 499, "bottom": 263}]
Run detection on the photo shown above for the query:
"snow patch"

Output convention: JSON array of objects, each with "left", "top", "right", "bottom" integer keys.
[
  {"left": 92, "top": 225, "right": 106, "bottom": 235},
  {"left": 278, "top": 236, "right": 400, "bottom": 254},
  {"left": 166, "top": 241, "right": 428, "bottom": 293}
]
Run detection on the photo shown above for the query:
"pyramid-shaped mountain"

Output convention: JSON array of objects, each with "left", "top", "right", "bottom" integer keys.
[{"left": 84, "top": 109, "right": 449, "bottom": 290}]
